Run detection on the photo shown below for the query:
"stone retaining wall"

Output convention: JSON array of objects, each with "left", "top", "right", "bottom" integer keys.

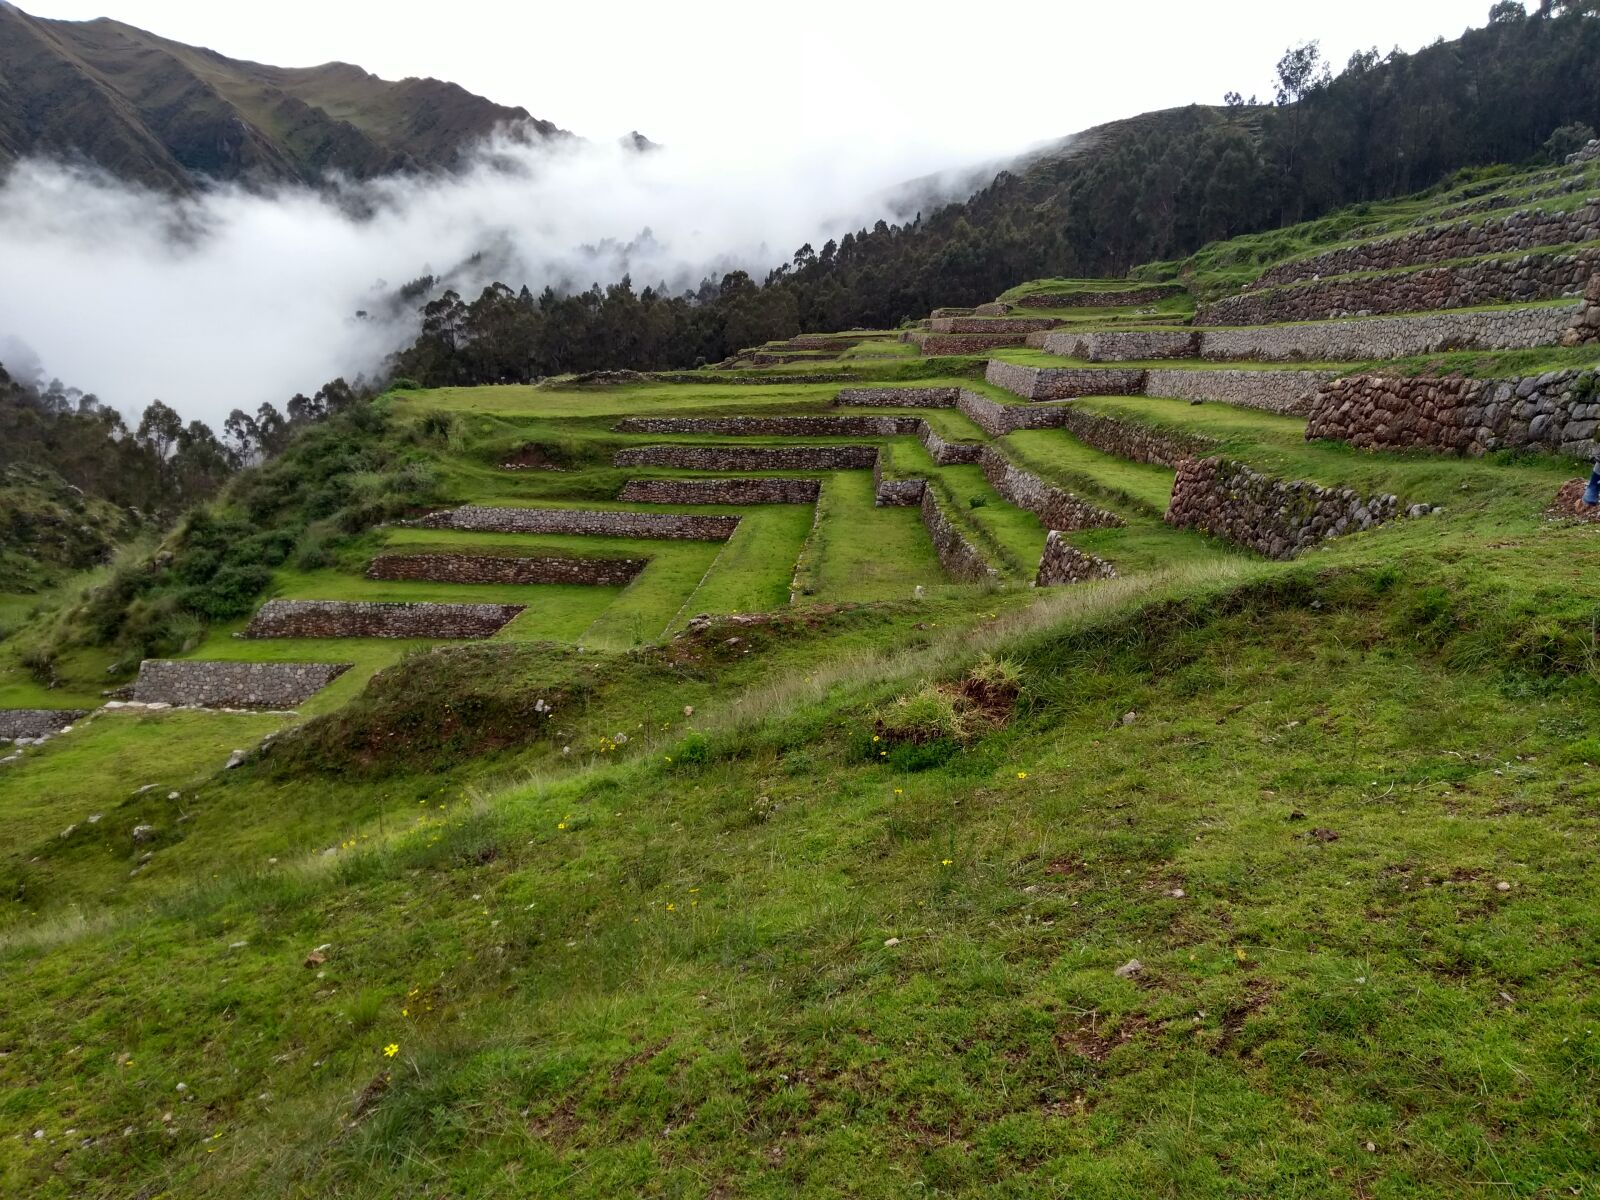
[
  {"left": 1016, "top": 285, "right": 1179, "bottom": 309},
  {"left": 834, "top": 387, "right": 959, "bottom": 408},
  {"left": 619, "top": 478, "right": 821, "bottom": 505},
  {"left": 1056, "top": 409, "right": 1217, "bottom": 468},
  {"left": 1305, "top": 368, "right": 1600, "bottom": 458},
  {"left": 414, "top": 505, "right": 739, "bottom": 541},
  {"left": 975, "top": 302, "right": 1011, "bottom": 316},
  {"left": 614, "top": 415, "right": 919, "bottom": 436},
  {"left": 1043, "top": 330, "right": 1201, "bottom": 360},
  {"left": 1196, "top": 248, "right": 1600, "bottom": 325},
  {"left": 979, "top": 447, "right": 1122, "bottom": 532},
  {"left": 1199, "top": 304, "right": 1581, "bottom": 360},
  {"left": 918, "top": 423, "right": 984, "bottom": 465},
  {"left": 1258, "top": 201, "right": 1600, "bottom": 287},
  {"left": 615, "top": 444, "right": 878, "bottom": 471},
  {"left": 1144, "top": 368, "right": 1338, "bottom": 417},
  {"left": 984, "top": 361, "right": 1146, "bottom": 401},
  {"left": 133, "top": 660, "right": 352, "bottom": 709},
  {"left": 242, "top": 600, "right": 525, "bottom": 640},
  {"left": 930, "top": 307, "right": 976, "bottom": 318},
  {"left": 957, "top": 390, "right": 1074, "bottom": 437},
  {"left": 368, "top": 553, "right": 646, "bottom": 586},
  {"left": 920, "top": 490, "right": 997, "bottom": 582},
  {"left": 928, "top": 317, "right": 1058, "bottom": 334},
  {"left": 0, "top": 709, "right": 86, "bottom": 741},
  {"left": 1035, "top": 533, "right": 1118, "bottom": 587},
  {"left": 915, "top": 333, "right": 1030, "bottom": 355},
  {"left": 1165, "top": 457, "right": 1399, "bottom": 559}
]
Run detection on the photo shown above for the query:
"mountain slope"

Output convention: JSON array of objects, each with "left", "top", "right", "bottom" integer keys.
[{"left": 0, "top": 4, "right": 564, "bottom": 189}]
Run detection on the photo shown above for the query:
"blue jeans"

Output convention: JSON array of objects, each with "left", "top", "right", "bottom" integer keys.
[{"left": 1586, "top": 466, "right": 1600, "bottom": 507}]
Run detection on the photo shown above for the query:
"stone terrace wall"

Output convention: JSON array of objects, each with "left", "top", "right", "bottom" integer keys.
[
  {"left": 915, "top": 333, "right": 1029, "bottom": 355},
  {"left": 614, "top": 415, "right": 920, "bottom": 437},
  {"left": 957, "top": 390, "right": 1074, "bottom": 437},
  {"left": 919, "top": 423, "right": 984, "bottom": 465},
  {"left": 1257, "top": 201, "right": 1600, "bottom": 287},
  {"left": 920, "top": 490, "right": 997, "bottom": 582},
  {"left": 415, "top": 505, "right": 739, "bottom": 541},
  {"left": 0, "top": 709, "right": 86, "bottom": 740},
  {"left": 929, "top": 317, "right": 1058, "bottom": 334},
  {"left": 1306, "top": 369, "right": 1600, "bottom": 458},
  {"left": 1056, "top": 409, "right": 1217, "bottom": 468},
  {"left": 1165, "top": 456, "right": 1399, "bottom": 559},
  {"left": 620, "top": 478, "right": 821, "bottom": 505},
  {"left": 873, "top": 455, "right": 927, "bottom": 506},
  {"left": 1043, "top": 330, "right": 1200, "bottom": 361},
  {"left": 369, "top": 553, "right": 646, "bottom": 586},
  {"left": 834, "top": 387, "right": 959, "bottom": 408},
  {"left": 930, "top": 307, "right": 976, "bottom": 318},
  {"left": 1144, "top": 368, "right": 1338, "bottom": 417},
  {"left": 1196, "top": 248, "right": 1600, "bottom": 325},
  {"left": 979, "top": 447, "right": 1122, "bottom": 532},
  {"left": 1035, "top": 533, "right": 1118, "bottom": 587},
  {"left": 1198, "top": 304, "right": 1580, "bottom": 361},
  {"left": 975, "top": 302, "right": 1011, "bottom": 316},
  {"left": 133, "top": 660, "right": 352, "bottom": 709},
  {"left": 243, "top": 600, "right": 524, "bottom": 640},
  {"left": 984, "top": 361, "right": 1146, "bottom": 401},
  {"left": 615, "top": 445, "right": 878, "bottom": 471},
  {"left": 1016, "top": 285, "right": 1179, "bottom": 309}
]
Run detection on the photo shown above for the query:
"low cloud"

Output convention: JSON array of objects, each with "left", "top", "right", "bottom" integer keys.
[{"left": 0, "top": 131, "right": 987, "bottom": 425}]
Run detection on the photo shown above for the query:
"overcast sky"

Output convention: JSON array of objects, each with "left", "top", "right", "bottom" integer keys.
[{"left": 21, "top": 0, "right": 1506, "bottom": 165}]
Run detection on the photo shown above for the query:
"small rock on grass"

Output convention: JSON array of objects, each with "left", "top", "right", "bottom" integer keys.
[
  {"left": 1114, "top": 958, "right": 1143, "bottom": 979},
  {"left": 883, "top": 937, "right": 901, "bottom": 947}
]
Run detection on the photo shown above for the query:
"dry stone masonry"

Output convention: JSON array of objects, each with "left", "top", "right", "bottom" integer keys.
[
  {"left": 919, "top": 490, "right": 998, "bottom": 582},
  {"left": 912, "top": 332, "right": 1029, "bottom": 355},
  {"left": 1306, "top": 369, "right": 1600, "bottom": 458},
  {"left": 1199, "top": 304, "right": 1581, "bottom": 360},
  {"left": 979, "top": 447, "right": 1122, "bottom": 532},
  {"left": 620, "top": 478, "right": 821, "bottom": 504},
  {"left": 415, "top": 505, "right": 739, "bottom": 540},
  {"left": 956, "top": 390, "right": 1074, "bottom": 437},
  {"left": 368, "top": 553, "right": 646, "bottom": 586},
  {"left": 918, "top": 423, "right": 983, "bottom": 465},
  {"left": 133, "top": 660, "right": 352, "bottom": 709},
  {"left": 1035, "top": 534, "right": 1118, "bottom": 587},
  {"left": 1257, "top": 200, "right": 1600, "bottom": 287},
  {"left": 928, "top": 317, "right": 1059, "bottom": 334},
  {"left": 1165, "top": 457, "right": 1399, "bottom": 559},
  {"left": 984, "top": 362, "right": 1333, "bottom": 415},
  {"left": 242, "top": 600, "right": 525, "bottom": 639},
  {"left": 1016, "top": 285, "right": 1180, "bottom": 309},
  {"left": 1055, "top": 409, "right": 1217, "bottom": 469},
  {"left": 614, "top": 415, "right": 921, "bottom": 437},
  {"left": 834, "top": 387, "right": 959, "bottom": 408},
  {"left": 615, "top": 445, "right": 879, "bottom": 471},
  {"left": 1044, "top": 330, "right": 1201, "bottom": 361},
  {"left": 984, "top": 361, "right": 1146, "bottom": 401},
  {"left": 1196, "top": 248, "right": 1600, "bottom": 325},
  {"left": 0, "top": 709, "right": 86, "bottom": 741}
]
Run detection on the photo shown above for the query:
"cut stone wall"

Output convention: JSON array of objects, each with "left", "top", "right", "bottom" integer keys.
[
  {"left": 1165, "top": 457, "right": 1399, "bottom": 559},
  {"left": 133, "top": 660, "right": 352, "bottom": 709},
  {"left": 974, "top": 302, "right": 1012, "bottom": 316},
  {"left": 834, "top": 387, "right": 959, "bottom": 408},
  {"left": 414, "top": 505, "right": 739, "bottom": 541},
  {"left": 1143, "top": 368, "right": 1338, "bottom": 417},
  {"left": 914, "top": 332, "right": 1030, "bottom": 355},
  {"left": 1043, "top": 330, "right": 1201, "bottom": 361},
  {"left": 918, "top": 423, "right": 984, "bottom": 465},
  {"left": 614, "top": 444, "right": 878, "bottom": 470},
  {"left": 979, "top": 447, "right": 1122, "bottom": 532},
  {"left": 930, "top": 307, "right": 976, "bottom": 318},
  {"left": 984, "top": 361, "right": 1146, "bottom": 401},
  {"left": 1306, "top": 368, "right": 1600, "bottom": 458},
  {"left": 1196, "top": 248, "right": 1600, "bottom": 325},
  {"left": 1257, "top": 201, "right": 1600, "bottom": 287},
  {"left": 242, "top": 600, "right": 525, "bottom": 640},
  {"left": 928, "top": 317, "right": 1059, "bottom": 334},
  {"left": 1198, "top": 304, "right": 1581, "bottom": 360},
  {"left": 0, "top": 709, "right": 86, "bottom": 741},
  {"left": 368, "top": 553, "right": 646, "bottom": 586},
  {"left": 957, "top": 390, "right": 1074, "bottom": 437},
  {"left": 1056, "top": 409, "right": 1217, "bottom": 468},
  {"left": 1016, "top": 285, "right": 1180, "bottom": 309},
  {"left": 920, "top": 490, "right": 997, "bottom": 582},
  {"left": 1035, "top": 533, "right": 1118, "bottom": 587},
  {"left": 614, "top": 415, "right": 919, "bottom": 437},
  {"left": 619, "top": 478, "right": 821, "bottom": 505}
]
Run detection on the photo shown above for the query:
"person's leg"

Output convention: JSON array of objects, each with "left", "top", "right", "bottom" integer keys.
[{"left": 1585, "top": 464, "right": 1600, "bottom": 507}]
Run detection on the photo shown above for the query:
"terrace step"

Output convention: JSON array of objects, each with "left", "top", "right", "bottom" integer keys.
[
  {"left": 241, "top": 600, "right": 525, "bottom": 640},
  {"left": 133, "top": 660, "right": 353, "bottom": 709},
  {"left": 983, "top": 362, "right": 1335, "bottom": 416},
  {"left": 413, "top": 505, "right": 740, "bottom": 541}
]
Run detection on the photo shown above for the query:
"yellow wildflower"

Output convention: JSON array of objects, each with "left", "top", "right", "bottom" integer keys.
[{"left": 383, "top": 1043, "right": 399, "bottom": 1058}]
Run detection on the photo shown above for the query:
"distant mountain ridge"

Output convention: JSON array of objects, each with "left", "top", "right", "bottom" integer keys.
[{"left": 0, "top": 3, "right": 566, "bottom": 189}]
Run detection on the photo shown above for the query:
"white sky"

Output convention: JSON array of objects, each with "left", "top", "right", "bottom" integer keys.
[{"left": 20, "top": 0, "right": 1507, "bottom": 166}]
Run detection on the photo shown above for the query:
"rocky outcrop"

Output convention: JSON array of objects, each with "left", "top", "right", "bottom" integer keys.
[
  {"left": 0, "top": 709, "right": 86, "bottom": 741},
  {"left": 1306, "top": 368, "right": 1600, "bottom": 458},
  {"left": 1165, "top": 457, "right": 1399, "bottom": 559},
  {"left": 834, "top": 387, "right": 960, "bottom": 408},
  {"left": 414, "top": 505, "right": 739, "bottom": 540},
  {"left": 920, "top": 490, "right": 997, "bottom": 582},
  {"left": 619, "top": 478, "right": 820, "bottom": 504},
  {"left": 979, "top": 447, "right": 1121, "bottom": 532},
  {"left": 133, "top": 661, "right": 352, "bottom": 708},
  {"left": 1035, "top": 534, "right": 1117, "bottom": 587},
  {"left": 368, "top": 553, "right": 646, "bottom": 585},
  {"left": 1056, "top": 409, "right": 1217, "bottom": 468},
  {"left": 957, "top": 390, "right": 1074, "bottom": 437},
  {"left": 1258, "top": 200, "right": 1600, "bottom": 288},
  {"left": 615, "top": 444, "right": 878, "bottom": 470},
  {"left": 242, "top": 600, "right": 525, "bottom": 640},
  {"left": 614, "top": 415, "right": 919, "bottom": 436},
  {"left": 1015, "top": 285, "right": 1180, "bottom": 309},
  {"left": 1196, "top": 248, "right": 1600, "bottom": 325}
]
